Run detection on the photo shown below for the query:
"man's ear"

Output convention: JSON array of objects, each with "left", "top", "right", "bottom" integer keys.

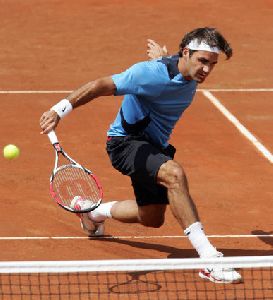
[{"left": 182, "top": 47, "right": 190, "bottom": 58}]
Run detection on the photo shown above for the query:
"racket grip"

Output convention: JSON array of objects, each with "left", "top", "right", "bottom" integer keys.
[{"left": 48, "top": 130, "right": 59, "bottom": 145}]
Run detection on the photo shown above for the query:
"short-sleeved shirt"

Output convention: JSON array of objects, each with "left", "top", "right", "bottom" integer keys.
[{"left": 107, "top": 55, "right": 197, "bottom": 148}]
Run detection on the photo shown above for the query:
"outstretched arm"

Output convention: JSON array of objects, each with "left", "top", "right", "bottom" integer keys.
[
  {"left": 40, "top": 76, "right": 116, "bottom": 134},
  {"left": 147, "top": 39, "right": 168, "bottom": 59}
]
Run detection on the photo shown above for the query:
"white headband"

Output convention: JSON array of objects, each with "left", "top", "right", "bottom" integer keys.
[{"left": 186, "top": 39, "right": 220, "bottom": 53}]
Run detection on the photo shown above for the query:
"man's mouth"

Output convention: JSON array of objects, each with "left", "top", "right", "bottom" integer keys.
[
  {"left": 197, "top": 73, "right": 206, "bottom": 79},
  {"left": 196, "top": 73, "right": 207, "bottom": 82}
]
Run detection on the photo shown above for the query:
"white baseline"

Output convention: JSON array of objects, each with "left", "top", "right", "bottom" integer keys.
[{"left": 0, "top": 234, "right": 272, "bottom": 240}]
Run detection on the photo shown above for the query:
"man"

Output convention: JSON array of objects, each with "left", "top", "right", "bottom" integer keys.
[{"left": 40, "top": 27, "right": 241, "bottom": 283}]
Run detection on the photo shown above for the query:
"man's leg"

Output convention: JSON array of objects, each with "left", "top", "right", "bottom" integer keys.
[
  {"left": 157, "top": 159, "right": 219, "bottom": 258},
  {"left": 112, "top": 202, "right": 167, "bottom": 228},
  {"left": 157, "top": 160, "right": 199, "bottom": 229},
  {"left": 90, "top": 199, "right": 167, "bottom": 228},
  {"left": 155, "top": 159, "right": 242, "bottom": 283},
  {"left": 80, "top": 156, "right": 241, "bottom": 283}
]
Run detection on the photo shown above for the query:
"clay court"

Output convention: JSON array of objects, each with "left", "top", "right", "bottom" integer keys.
[{"left": 0, "top": 0, "right": 272, "bottom": 299}]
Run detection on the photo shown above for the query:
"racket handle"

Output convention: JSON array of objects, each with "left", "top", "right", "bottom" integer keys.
[{"left": 48, "top": 130, "right": 59, "bottom": 145}]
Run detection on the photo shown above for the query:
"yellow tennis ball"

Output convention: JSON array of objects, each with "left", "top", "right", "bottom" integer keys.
[{"left": 3, "top": 144, "right": 20, "bottom": 160}]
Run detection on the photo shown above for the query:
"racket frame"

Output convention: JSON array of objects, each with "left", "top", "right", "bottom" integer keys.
[{"left": 48, "top": 131, "right": 103, "bottom": 213}]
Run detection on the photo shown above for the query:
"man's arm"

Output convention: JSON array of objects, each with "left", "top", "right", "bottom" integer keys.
[
  {"left": 67, "top": 76, "right": 116, "bottom": 108},
  {"left": 39, "top": 76, "right": 116, "bottom": 134}
]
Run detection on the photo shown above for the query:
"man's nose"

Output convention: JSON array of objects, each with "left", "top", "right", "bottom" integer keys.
[{"left": 203, "top": 65, "right": 210, "bottom": 73}]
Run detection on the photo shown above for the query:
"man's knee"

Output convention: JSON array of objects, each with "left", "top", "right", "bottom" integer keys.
[
  {"left": 140, "top": 216, "right": 165, "bottom": 228},
  {"left": 157, "top": 160, "right": 185, "bottom": 188},
  {"left": 138, "top": 204, "right": 166, "bottom": 228}
]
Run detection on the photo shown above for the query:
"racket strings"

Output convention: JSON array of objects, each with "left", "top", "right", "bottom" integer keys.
[{"left": 52, "top": 166, "right": 101, "bottom": 208}]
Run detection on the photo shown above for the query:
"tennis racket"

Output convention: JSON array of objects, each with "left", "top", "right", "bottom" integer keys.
[{"left": 47, "top": 130, "right": 103, "bottom": 213}]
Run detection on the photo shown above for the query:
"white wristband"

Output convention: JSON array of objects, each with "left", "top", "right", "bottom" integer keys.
[{"left": 51, "top": 99, "right": 73, "bottom": 118}]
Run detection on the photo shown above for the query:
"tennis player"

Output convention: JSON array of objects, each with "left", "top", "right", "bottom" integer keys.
[{"left": 40, "top": 27, "right": 241, "bottom": 284}]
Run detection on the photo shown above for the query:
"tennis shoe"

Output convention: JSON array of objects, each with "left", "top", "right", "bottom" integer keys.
[
  {"left": 199, "top": 252, "right": 242, "bottom": 284},
  {"left": 70, "top": 196, "right": 104, "bottom": 237}
]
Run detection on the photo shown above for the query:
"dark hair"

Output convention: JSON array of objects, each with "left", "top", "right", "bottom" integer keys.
[{"left": 179, "top": 27, "right": 232, "bottom": 59}]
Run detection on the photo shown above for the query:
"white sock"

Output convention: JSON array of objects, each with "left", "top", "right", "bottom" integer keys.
[
  {"left": 88, "top": 201, "right": 117, "bottom": 223},
  {"left": 184, "top": 222, "right": 218, "bottom": 258}
]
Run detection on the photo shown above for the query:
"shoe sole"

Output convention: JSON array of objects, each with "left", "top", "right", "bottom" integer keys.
[{"left": 199, "top": 270, "right": 242, "bottom": 284}]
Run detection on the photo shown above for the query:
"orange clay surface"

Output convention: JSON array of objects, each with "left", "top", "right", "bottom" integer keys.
[{"left": 0, "top": 0, "right": 272, "bottom": 263}]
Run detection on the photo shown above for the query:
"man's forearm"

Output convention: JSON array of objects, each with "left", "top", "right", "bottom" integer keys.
[{"left": 67, "top": 76, "right": 116, "bottom": 108}]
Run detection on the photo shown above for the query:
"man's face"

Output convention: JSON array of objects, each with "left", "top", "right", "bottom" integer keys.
[{"left": 181, "top": 49, "right": 218, "bottom": 83}]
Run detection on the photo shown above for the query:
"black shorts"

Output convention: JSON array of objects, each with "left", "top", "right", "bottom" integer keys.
[{"left": 106, "top": 134, "right": 176, "bottom": 206}]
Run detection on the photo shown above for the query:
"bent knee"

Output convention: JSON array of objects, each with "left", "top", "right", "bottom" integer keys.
[
  {"left": 157, "top": 160, "right": 185, "bottom": 187},
  {"left": 140, "top": 217, "right": 165, "bottom": 228},
  {"left": 138, "top": 204, "right": 166, "bottom": 228}
]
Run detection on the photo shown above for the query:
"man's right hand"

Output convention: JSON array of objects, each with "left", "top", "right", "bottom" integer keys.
[{"left": 40, "top": 110, "right": 60, "bottom": 134}]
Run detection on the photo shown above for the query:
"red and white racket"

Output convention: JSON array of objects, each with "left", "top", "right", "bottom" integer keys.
[{"left": 47, "top": 131, "right": 103, "bottom": 213}]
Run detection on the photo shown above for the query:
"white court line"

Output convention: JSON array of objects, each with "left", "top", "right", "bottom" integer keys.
[
  {"left": 0, "top": 235, "right": 272, "bottom": 240},
  {"left": 0, "top": 90, "right": 72, "bottom": 94},
  {"left": 202, "top": 90, "right": 273, "bottom": 164},
  {"left": 199, "top": 88, "right": 273, "bottom": 92},
  {"left": 0, "top": 88, "right": 273, "bottom": 93}
]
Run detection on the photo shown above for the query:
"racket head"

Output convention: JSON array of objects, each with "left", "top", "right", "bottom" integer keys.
[{"left": 50, "top": 164, "right": 103, "bottom": 213}]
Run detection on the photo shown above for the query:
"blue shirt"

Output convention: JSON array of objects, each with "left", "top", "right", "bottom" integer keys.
[{"left": 107, "top": 55, "right": 197, "bottom": 148}]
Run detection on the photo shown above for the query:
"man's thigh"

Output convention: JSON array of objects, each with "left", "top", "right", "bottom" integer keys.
[
  {"left": 106, "top": 135, "right": 174, "bottom": 206},
  {"left": 106, "top": 135, "right": 170, "bottom": 179}
]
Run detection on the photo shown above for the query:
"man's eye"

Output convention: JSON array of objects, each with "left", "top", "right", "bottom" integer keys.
[{"left": 199, "top": 59, "right": 208, "bottom": 64}]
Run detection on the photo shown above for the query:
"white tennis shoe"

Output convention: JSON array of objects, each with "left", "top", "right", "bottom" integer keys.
[
  {"left": 199, "top": 252, "right": 242, "bottom": 284},
  {"left": 70, "top": 196, "right": 105, "bottom": 237}
]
